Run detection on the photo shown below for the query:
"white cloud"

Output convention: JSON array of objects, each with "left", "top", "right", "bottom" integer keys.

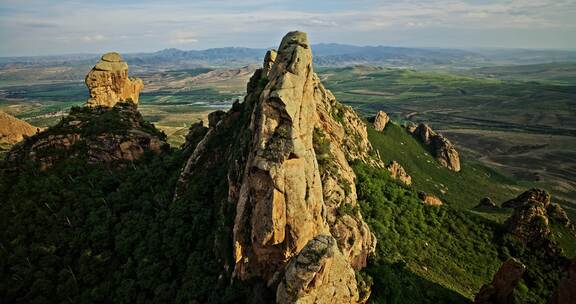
[
  {"left": 82, "top": 34, "right": 106, "bottom": 42},
  {"left": 0, "top": 0, "right": 575, "bottom": 55}
]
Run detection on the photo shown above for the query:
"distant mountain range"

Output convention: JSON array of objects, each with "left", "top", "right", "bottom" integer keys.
[{"left": 1, "top": 43, "right": 576, "bottom": 70}]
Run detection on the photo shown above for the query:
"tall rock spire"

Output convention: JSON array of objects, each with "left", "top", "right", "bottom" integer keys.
[{"left": 177, "top": 31, "right": 382, "bottom": 303}]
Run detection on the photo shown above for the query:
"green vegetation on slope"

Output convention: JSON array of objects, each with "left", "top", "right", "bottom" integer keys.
[
  {"left": 354, "top": 162, "right": 570, "bottom": 304},
  {"left": 353, "top": 162, "right": 502, "bottom": 302},
  {"left": 368, "top": 123, "right": 519, "bottom": 211}
]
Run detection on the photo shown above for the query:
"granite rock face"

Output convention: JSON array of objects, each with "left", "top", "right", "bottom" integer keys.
[
  {"left": 85, "top": 52, "right": 144, "bottom": 108},
  {"left": 276, "top": 235, "right": 359, "bottom": 304},
  {"left": 177, "top": 31, "right": 380, "bottom": 303}
]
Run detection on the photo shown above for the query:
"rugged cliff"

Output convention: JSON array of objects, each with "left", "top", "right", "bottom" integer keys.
[{"left": 176, "top": 31, "right": 381, "bottom": 303}]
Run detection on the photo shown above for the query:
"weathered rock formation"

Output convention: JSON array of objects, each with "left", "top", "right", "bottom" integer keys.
[
  {"left": 418, "top": 191, "right": 443, "bottom": 206},
  {"left": 502, "top": 188, "right": 576, "bottom": 255},
  {"left": 0, "top": 111, "right": 38, "bottom": 146},
  {"left": 85, "top": 52, "right": 144, "bottom": 108},
  {"left": 474, "top": 258, "right": 526, "bottom": 304},
  {"left": 176, "top": 31, "right": 381, "bottom": 303},
  {"left": 549, "top": 259, "right": 576, "bottom": 304},
  {"left": 502, "top": 188, "right": 550, "bottom": 209},
  {"left": 386, "top": 161, "right": 412, "bottom": 186},
  {"left": 502, "top": 189, "right": 567, "bottom": 256},
  {"left": 7, "top": 104, "right": 167, "bottom": 170},
  {"left": 411, "top": 123, "right": 460, "bottom": 172},
  {"left": 373, "top": 110, "right": 389, "bottom": 132},
  {"left": 276, "top": 235, "right": 359, "bottom": 304}
]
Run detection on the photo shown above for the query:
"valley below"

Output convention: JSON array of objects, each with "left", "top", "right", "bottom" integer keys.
[{"left": 2, "top": 60, "right": 574, "bottom": 207}]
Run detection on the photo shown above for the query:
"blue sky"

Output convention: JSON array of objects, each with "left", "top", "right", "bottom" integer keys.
[{"left": 1, "top": 0, "right": 575, "bottom": 56}]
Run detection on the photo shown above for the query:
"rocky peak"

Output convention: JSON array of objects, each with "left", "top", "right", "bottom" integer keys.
[
  {"left": 177, "top": 31, "right": 380, "bottom": 303},
  {"left": 373, "top": 110, "right": 390, "bottom": 131},
  {"left": 411, "top": 123, "right": 460, "bottom": 172},
  {"left": 85, "top": 52, "right": 144, "bottom": 108},
  {"left": 232, "top": 30, "right": 327, "bottom": 282},
  {"left": 475, "top": 258, "right": 526, "bottom": 304}
]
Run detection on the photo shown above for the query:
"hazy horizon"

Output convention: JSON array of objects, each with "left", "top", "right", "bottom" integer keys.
[{"left": 1, "top": 0, "right": 576, "bottom": 57}]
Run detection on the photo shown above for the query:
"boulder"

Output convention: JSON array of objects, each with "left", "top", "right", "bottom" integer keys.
[
  {"left": 474, "top": 258, "right": 526, "bottom": 304},
  {"left": 373, "top": 110, "right": 390, "bottom": 131},
  {"left": 276, "top": 235, "right": 359, "bottom": 304},
  {"left": 418, "top": 191, "right": 443, "bottom": 206},
  {"left": 430, "top": 134, "right": 461, "bottom": 172},
  {"left": 412, "top": 123, "right": 460, "bottom": 172},
  {"left": 386, "top": 161, "right": 412, "bottom": 186},
  {"left": 85, "top": 52, "right": 144, "bottom": 108}
]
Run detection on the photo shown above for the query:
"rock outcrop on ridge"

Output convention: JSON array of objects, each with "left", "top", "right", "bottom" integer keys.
[
  {"left": 474, "top": 258, "right": 526, "bottom": 304},
  {"left": 411, "top": 123, "right": 461, "bottom": 172},
  {"left": 7, "top": 55, "right": 166, "bottom": 170},
  {"left": 373, "top": 110, "right": 389, "bottom": 132},
  {"left": 85, "top": 52, "right": 144, "bottom": 108},
  {"left": 176, "top": 31, "right": 381, "bottom": 303},
  {"left": 0, "top": 111, "right": 38, "bottom": 147},
  {"left": 7, "top": 104, "right": 167, "bottom": 170},
  {"left": 503, "top": 188, "right": 575, "bottom": 253}
]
